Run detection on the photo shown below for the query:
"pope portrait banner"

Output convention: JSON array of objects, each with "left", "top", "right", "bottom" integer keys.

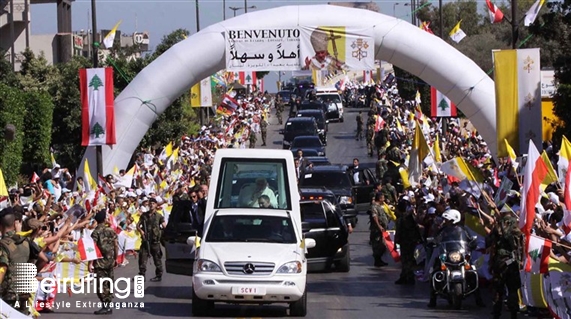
[{"left": 299, "top": 26, "right": 375, "bottom": 72}]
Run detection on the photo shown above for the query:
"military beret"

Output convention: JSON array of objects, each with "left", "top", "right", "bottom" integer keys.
[{"left": 94, "top": 209, "right": 107, "bottom": 223}]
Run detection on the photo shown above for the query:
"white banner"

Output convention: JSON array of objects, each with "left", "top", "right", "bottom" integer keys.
[
  {"left": 517, "top": 48, "right": 542, "bottom": 155},
  {"left": 199, "top": 77, "right": 212, "bottom": 107},
  {"left": 225, "top": 29, "right": 301, "bottom": 71},
  {"left": 300, "top": 26, "right": 375, "bottom": 72}
]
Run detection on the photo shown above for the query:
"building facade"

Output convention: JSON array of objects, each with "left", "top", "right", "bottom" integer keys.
[{"left": 1, "top": 0, "right": 149, "bottom": 71}]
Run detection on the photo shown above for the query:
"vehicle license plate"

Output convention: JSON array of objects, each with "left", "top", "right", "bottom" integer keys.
[{"left": 231, "top": 287, "right": 266, "bottom": 295}]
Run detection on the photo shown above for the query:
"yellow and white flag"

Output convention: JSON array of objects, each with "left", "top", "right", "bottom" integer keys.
[
  {"left": 494, "top": 49, "right": 542, "bottom": 157},
  {"left": 557, "top": 136, "right": 571, "bottom": 186},
  {"left": 103, "top": 20, "right": 122, "bottom": 49},
  {"left": 524, "top": 0, "right": 545, "bottom": 26},
  {"left": 449, "top": 20, "right": 467, "bottom": 43}
]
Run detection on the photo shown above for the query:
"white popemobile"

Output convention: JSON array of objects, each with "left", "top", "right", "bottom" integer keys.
[{"left": 187, "top": 149, "right": 315, "bottom": 317}]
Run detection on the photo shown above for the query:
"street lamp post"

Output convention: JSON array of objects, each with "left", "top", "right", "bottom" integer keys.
[
  {"left": 244, "top": 0, "right": 247, "bottom": 13},
  {"left": 393, "top": 3, "right": 411, "bottom": 20},
  {"left": 229, "top": 5, "right": 256, "bottom": 17},
  {"left": 223, "top": 0, "right": 226, "bottom": 20}
]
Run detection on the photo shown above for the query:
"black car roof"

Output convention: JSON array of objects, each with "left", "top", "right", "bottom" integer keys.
[
  {"left": 286, "top": 117, "right": 316, "bottom": 123},
  {"left": 304, "top": 156, "right": 329, "bottom": 162},
  {"left": 297, "top": 109, "right": 324, "bottom": 114},
  {"left": 307, "top": 164, "right": 348, "bottom": 172},
  {"left": 299, "top": 187, "right": 335, "bottom": 195}
]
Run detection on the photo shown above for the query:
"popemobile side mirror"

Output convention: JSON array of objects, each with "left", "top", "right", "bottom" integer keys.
[
  {"left": 187, "top": 236, "right": 197, "bottom": 246},
  {"left": 305, "top": 238, "right": 316, "bottom": 249}
]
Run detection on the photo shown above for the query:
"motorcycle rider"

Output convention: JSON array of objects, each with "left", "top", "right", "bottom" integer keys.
[{"left": 427, "top": 209, "right": 484, "bottom": 308}]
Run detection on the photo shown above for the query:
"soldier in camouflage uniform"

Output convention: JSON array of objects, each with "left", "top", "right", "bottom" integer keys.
[
  {"left": 366, "top": 113, "right": 376, "bottom": 157},
  {"left": 260, "top": 115, "right": 268, "bottom": 146},
  {"left": 487, "top": 207, "right": 524, "bottom": 319},
  {"left": 356, "top": 111, "right": 364, "bottom": 141},
  {"left": 91, "top": 209, "right": 118, "bottom": 315},
  {"left": 394, "top": 196, "right": 422, "bottom": 285},
  {"left": 199, "top": 157, "right": 212, "bottom": 185},
  {"left": 0, "top": 208, "right": 40, "bottom": 315},
  {"left": 249, "top": 129, "right": 257, "bottom": 148},
  {"left": 376, "top": 152, "right": 388, "bottom": 181},
  {"left": 137, "top": 198, "right": 166, "bottom": 282},
  {"left": 369, "top": 193, "right": 389, "bottom": 267},
  {"left": 381, "top": 176, "right": 397, "bottom": 205},
  {"left": 276, "top": 95, "right": 283, "bottom": 124}
]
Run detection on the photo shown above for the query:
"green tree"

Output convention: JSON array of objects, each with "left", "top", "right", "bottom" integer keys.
[
  {"left": 529, "top": 0, "right": 571, "bottom": 141},
  {"left": 50, "top": 56, "right": 92, "bottom": 172},
  {"left": 0, "top": 50, "right": 19, "bottom": 87},
  {"left": 0, "top": 84, "right": 26, "bottom": 185},
  {"left": 22, "top": 90, "right": 54, "bottom": 171}
]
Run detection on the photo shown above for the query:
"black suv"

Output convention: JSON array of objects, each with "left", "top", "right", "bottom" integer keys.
[
  {"left": 279, "top": 117, "right": 319, "bottom": 149},
  {"left": 301, "top": 199, "right": 350, "bottom": 272},
  {"left": 299, "top": 101, "right": 338, "bottom": 122},
  {"left": 298, "top": 165, "right": 363, "bottom": 226},
  {"left": 296, "top": 109, "right": 328, "bottom": 145}
]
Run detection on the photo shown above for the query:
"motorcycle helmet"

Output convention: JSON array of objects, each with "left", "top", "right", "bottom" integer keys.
[{"left": 442, "top": 209, "right": 461, "bottom": 224}]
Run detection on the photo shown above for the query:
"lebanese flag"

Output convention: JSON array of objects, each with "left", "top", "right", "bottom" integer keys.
[
  {"left": 486, "top": 0, "right": 504, "bottom": 23},
  {"left": 383, "top": 231, "right": 400, "bottom": 262},
  {"left": 79, "top": 68, "right": 116, "bottom": 146},
  {"left": 244, "top": 71, "right": 256, "bottom": 85},
  {"left": 116, "top": 231, "right": 127, "bottom": 265},
  {"left": 519, "top": 140, "right": 548, "bottom": 235},
  {"left": 363, "top": 70, "right": 372, "bottom": 84},
  {"left": 78, "top": 235, "right": 103, "bottom": 261},
  {"left": 430, "top": 87, "right": 457, "bottom": 117},
  {"left": 30, "top": 172, "right": 40, "bottom": 184},
  {"left": 525, "top": 234, "right": 551, "bottom": 274},
  {"left": 256, "top": 78, "right": 264, "bottom": 93}
]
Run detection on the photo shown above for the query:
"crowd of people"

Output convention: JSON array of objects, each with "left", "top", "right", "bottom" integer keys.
[{"left": 0, "top": 76, "right": 570, "bottom": 319}]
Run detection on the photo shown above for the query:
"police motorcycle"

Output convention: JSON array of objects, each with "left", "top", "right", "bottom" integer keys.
[{"left": 427, "top": 209, "right": 479, "bottom": 310}]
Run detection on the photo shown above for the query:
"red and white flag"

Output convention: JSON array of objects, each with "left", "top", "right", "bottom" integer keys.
[
  {"left": 384, "top": 231, "right": 400, "bottom": 263},
  {"left": 30, "top": 172, "right": 40, "bottom": 184},
  {"left": 486, "top": 0, "right": 504, "bottom": 23},
  {"left": 430, "top": 87, "right": 457, "bottom": 117},
  {"left": 363, "top": 70, "right": 373, "bottom": 84},
  {"left": 525, "top": 234, "right": 551, "bottom": 274},
  {"left": 519, "top": 140, "right": 548, "bottom": 235},
  {"left": 78, "top": 236, "right": 103, "bottom": 261},
  {"left": 79, "top": 67, "right": 116, "bottom": 146}
]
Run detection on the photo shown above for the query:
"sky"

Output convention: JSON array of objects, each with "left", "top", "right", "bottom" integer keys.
[{"left": 29, "top": 0, "right": 422, "bottom": 92}]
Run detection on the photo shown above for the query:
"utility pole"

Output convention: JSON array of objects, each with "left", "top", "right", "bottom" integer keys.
[
  {"left": 9, "top": 0, "right": 14, "bottom": 71},
  {"left": 91, "top": 0, "right": 103, "bottom": 178},
  {"left": 91, "top": 0, "right": 98, "bottom": 68},
  {"left": 511, "top": 0, "right": 518, "bottom": 49},
  {"left": 195, "top": 0, "right": 204, "bottom": 126},
  {"left": 439, "top": 0, "right": 443, "bottom": 38},
  {"left": 244, "top": 0, "right": 248, "bottom": 13},
  {"left": 223, "top": 0, "right": 226, "bottom": 20}
]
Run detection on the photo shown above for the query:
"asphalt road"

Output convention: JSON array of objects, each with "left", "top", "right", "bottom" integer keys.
[{"left": 40, "top": 106, "right": 510, "bottom": 318}]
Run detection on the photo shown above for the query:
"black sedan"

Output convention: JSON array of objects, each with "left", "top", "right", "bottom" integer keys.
[
  {"left": 301, "top": 199, "right": 350, "bottom": 272},
  {"left": 290, "top": 135, "right": 325, "bottom": 157}
]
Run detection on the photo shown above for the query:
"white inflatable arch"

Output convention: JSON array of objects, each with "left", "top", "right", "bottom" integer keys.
[{"left": 82, "top": 4, "right": 496, "bottom": 174}]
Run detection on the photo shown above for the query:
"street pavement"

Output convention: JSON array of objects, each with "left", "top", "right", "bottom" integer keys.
[{"left": 41, "top": 106, "right": 511, "bottom": 318}]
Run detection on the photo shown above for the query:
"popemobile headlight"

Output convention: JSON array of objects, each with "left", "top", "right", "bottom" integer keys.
[
  {"left": 277, "top": 261, "right": 302, "bottom": 274},
  {"left": 448, "top": 251, "right": 462, "bottom": 263},
  {"left": 339, "top": 196, "right": 353, "bottom": 204},
  {"left": 196, "top": 259, "right": 222, "bottom": 273}
]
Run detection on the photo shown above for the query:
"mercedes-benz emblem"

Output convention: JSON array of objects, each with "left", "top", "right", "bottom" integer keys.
[{"left": 243, "top": 263, "right": 255, "bottom": 274}]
